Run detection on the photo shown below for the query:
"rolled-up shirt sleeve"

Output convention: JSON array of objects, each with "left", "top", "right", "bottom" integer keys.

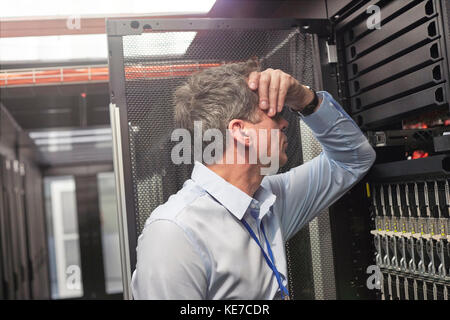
[
  {"left": 131, "top": 220, "right": 208, "bottom": 300},
  {"left": 263, "top": 91, "right": 376, "bottom": 241}
]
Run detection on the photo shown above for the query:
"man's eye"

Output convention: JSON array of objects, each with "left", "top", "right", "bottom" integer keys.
[{"left": 274, "top": 111, "right": 287, "bottom": 121}]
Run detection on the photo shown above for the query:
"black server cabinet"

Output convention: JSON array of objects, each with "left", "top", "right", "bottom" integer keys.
[
  {"left": 107, "top": 18, "right": 331, "bottom": 299},
  {"left": 1, "top": 159, "right": 30, "bottom": 299},
  {"left": 330, "top": 0, "right": 450, "bottom": 300},
  {"left": 0, "top": 156, "right": 14, "bottom": 299},
  {"left": 1, "top": 104, "right": 50, "bottom": 300}
]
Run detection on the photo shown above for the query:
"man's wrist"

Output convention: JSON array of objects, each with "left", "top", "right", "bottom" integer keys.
[
  {"left": 290, "top": 86, "right": 321, "bottom": 116},
  {"left": 298, "top": 86, "right": 316, "bottom": 110},
  {"left": 298, "top": 87, "right": 318, "bottom": 115},
  {"left": 286, "top": 84, "right": 321, "bottom": 116}
]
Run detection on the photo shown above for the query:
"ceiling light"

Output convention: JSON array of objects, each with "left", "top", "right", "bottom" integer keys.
[
  {"left": 34, "top": 135, "right": 112, "bottom": 146},
  {"left": 29, "top": 128, "right": 112, "bottom": 139},
  {"left": 0, "top": 0, "right": 216, "bottom": 20},
  {"left": 0, "top": 34, "right": 107, "bottom": 63},
  {"left": 1, "top": 31, "right": 197, "bottom": 63},
  {"left": 123, "top": 32, "right": 197, "bottom": 57}
]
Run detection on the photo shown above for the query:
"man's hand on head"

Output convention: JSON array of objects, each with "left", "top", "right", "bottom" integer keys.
[{"left": 247, "top": 69, "right": 315, "bottom": 117}]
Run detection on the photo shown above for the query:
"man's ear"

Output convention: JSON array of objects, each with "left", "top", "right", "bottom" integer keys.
[{"left": 228, "top": 119, "right": 252, "bottom": 147}]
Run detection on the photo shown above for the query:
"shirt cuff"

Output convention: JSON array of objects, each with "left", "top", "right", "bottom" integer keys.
[{"left": 299, "top": 91, "right": 341, "bottom": 134}]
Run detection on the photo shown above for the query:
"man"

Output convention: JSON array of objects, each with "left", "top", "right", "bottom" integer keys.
[{"left": 131, "top": 59, "right": 376, "bottom": 299}]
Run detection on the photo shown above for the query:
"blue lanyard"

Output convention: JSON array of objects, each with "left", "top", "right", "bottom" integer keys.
[{"left": 242, "top": 220, "right": 290, "bottom": 300}]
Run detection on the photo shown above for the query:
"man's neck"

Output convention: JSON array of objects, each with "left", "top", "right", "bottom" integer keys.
[{"left": 206, "top": 162, "right": 263, "bottom": 197}]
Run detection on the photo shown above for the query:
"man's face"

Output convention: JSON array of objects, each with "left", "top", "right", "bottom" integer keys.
[{"left": 248, "top": 108, "right": 289, "bottom": 168}]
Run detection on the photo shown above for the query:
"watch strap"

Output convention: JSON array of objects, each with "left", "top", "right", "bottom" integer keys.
[{"left": 298, "top": 86, "right": 318, "bottom": 116}]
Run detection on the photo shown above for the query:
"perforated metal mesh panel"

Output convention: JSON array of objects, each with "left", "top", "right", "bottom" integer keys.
[
  {"left": 300, "top": 121, "right": 337, "bottom": 300},
  {"left": 111, "top": 21, "right": 322, "bottom": 299},
  {"left": 121, "top": 28, "right": 318, "bottom": 234}
]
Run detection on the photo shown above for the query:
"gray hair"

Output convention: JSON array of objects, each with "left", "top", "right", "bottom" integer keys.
[{"left": 174, "top": 58, "right": 261, "bottom": 150}]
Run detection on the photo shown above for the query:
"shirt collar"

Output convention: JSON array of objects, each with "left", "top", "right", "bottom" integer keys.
[
  {"left": 190, "top": 161, "right": 276, "bottom": 220},
  {"left": 253, "top": 186, "right": 277, "bottom": 220}
]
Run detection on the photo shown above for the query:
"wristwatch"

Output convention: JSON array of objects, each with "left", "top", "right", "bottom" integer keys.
[{"left": 298, "top": 86, "right": 319, "bottom": 116}]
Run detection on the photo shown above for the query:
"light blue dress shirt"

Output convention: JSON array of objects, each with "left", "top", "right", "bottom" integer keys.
[{"left": 131, "top": 91, "right": 376, "bottom": 300}]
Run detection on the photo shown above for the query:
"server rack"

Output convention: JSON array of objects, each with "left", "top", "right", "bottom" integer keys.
[
  {"left": 332, "top": 0, "right": 450, "bottom": 300},
  {"left": 107, "top": 18, "right": 332, "bottom": 299},
  {"left": 0, "top": 104, "right": 50, "bottom": 300},
  {"left": 108, "top": 0, "right": 450, "bottom": 300},
  {"left": 1, "top": 120, "right": 30, "bottom": 300},
  {"left": 0, "top": 155, "right": 15, "bottom": 299},
  {"left": 22, "top": 159, "right": 50, "bottom": 299}
]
